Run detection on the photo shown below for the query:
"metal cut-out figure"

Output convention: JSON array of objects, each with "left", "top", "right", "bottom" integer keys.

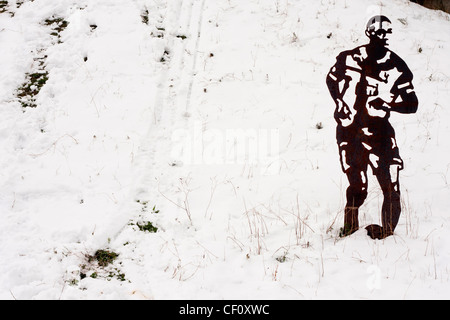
[{"left": 326, "top": 16, "right": 418, "bottom": 239}]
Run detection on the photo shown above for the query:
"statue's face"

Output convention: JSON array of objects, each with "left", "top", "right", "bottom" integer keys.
[{"left": 366, "top": 20, "right": 392, "bottom": 48}]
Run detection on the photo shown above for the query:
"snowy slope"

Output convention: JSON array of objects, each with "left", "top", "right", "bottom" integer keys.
[{"left": 0, "top": 0, "right": 449, "bottom": 300}]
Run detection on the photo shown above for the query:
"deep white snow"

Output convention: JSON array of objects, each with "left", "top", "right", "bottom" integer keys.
[{"left": 0, "top": 0, "right": 449, "bottom": 300}]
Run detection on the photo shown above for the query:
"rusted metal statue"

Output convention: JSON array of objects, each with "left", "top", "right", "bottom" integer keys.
[{"left": 326, "top": 15, "right": 418, "bottom": 239}]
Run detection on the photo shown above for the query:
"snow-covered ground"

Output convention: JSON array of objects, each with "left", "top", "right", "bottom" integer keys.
[{"left": 0, "top": 0, "right": 449, "bottom": 300}]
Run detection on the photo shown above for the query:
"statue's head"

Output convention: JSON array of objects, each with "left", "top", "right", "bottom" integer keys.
[{"left": 365, "top": 15, "right": 392, "bottom": 48}]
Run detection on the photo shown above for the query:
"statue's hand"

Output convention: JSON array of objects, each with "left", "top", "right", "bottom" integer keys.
[
  {"left": 368, "top": 97, "right": 389, "bottom": 111},
  {"left": 334, "top": 99, "right": 354, "bottom": 126}
]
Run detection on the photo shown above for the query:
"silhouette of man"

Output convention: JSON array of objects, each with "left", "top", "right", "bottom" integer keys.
[{"left": 326, "top": 15, "right": 418, "bottom": 239}]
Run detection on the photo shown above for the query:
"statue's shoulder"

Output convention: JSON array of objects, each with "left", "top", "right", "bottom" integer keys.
[{"left": 336, "top": 45, "right": 369, "bottom": 65}]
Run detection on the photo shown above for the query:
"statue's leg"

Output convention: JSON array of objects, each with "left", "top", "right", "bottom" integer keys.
[
  {"left": 366, "top": 164, "right": 401, "bottom": 239},
  {"left": 341, "top": 167, "right": 368, "bottom": 237}
]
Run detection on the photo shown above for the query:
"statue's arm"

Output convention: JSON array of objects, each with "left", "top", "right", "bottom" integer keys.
[{"left": 326, "top": 52, "right": 354, "bottom": 125}]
